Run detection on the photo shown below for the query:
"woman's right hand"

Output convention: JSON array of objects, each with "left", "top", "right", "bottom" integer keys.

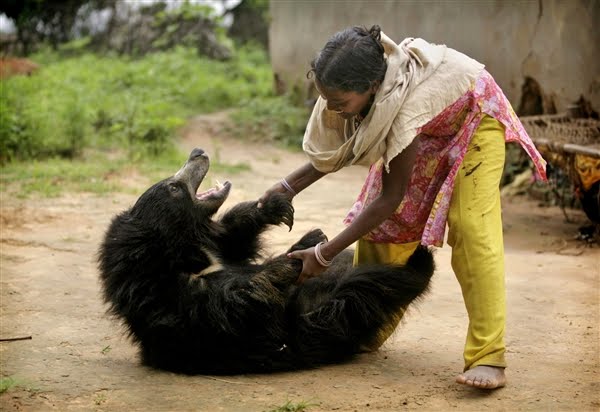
[
  {"left": 287, "top": 246, "right": 328, "bottom": 283},
  {"left": 257, "top": 181, "right": 294, "bottom": 208}
]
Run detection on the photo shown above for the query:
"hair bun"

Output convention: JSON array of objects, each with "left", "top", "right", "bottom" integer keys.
[
  {"left": 368, "top": 25, "right": 383, "bottom": 54},
  {"left": 368, "top": 25, "right": 382, "bottom": 42}
]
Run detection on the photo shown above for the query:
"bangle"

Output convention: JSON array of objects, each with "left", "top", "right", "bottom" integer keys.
[
  {"left": 314, "top": 242, "right": 333, "bottom": 267},
  {"left": 280, "top": 178, "right": 296, "bottom": 196}
]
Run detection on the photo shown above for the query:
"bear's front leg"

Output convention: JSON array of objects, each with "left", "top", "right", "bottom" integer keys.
[{"left": 216, "top": 194, "right": 294, "bottom": 263}]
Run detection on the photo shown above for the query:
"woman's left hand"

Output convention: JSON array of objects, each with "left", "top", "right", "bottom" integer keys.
[{"left": 287, "top": 247, "right": 328, "bottom": 283}]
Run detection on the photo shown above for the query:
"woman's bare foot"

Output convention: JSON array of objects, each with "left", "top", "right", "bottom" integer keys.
[{"left": 456, "top": 365, "right": 506, "bottom": 389}]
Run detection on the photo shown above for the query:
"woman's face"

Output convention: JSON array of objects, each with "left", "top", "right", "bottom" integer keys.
[{"left": 315, "top": 80, "right": 378, "bottom": 119}]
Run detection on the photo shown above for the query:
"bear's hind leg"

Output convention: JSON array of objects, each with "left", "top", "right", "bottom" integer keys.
[
  {"left": 290, "top": 248, "right": 435, "bottom": 365},
  {"left": 286, "top": 229, "right": 327, "bottom": 254}
]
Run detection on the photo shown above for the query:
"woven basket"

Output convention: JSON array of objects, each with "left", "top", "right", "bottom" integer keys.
[{"left": 520, "top": 114, "right": 600, "bottom": 158}]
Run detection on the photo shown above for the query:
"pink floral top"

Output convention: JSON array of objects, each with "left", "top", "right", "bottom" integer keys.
[{"left": 343, "top": 70, "right": 547, "bottom": 247}]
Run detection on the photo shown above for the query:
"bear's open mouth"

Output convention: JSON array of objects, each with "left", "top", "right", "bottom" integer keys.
[{"left": 196, "top": 180, "right": 231, "bottom": 201}]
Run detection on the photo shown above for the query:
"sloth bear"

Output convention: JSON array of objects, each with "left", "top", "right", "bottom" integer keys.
[{"left": 98, "top": 148, "right": 434, "bottom": 375}]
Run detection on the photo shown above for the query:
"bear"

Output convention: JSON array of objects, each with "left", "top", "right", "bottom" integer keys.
[{"left": 98, "top": 148, "right": 435, "bottom": 374}]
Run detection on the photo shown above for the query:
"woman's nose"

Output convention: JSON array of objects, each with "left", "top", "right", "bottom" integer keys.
[{"left": 326, "top": 102, "right": 341, "bottom": 113}]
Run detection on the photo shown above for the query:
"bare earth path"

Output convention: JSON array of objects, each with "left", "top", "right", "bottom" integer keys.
[{"left": 1, "top": 113, "right": 599, "bottom": 411}]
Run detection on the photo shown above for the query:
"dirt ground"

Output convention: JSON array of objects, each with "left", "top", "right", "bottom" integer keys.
[{"left": 1, "top": 113, "right": 599, "bottom": 411}]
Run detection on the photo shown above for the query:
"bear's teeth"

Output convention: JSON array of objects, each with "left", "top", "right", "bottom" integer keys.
[
  {"left": 196, "top": 181, "right": 227, "bottom": 200},
  {"left": 196, "top": 188, "right": 216, "bottom": 199}
]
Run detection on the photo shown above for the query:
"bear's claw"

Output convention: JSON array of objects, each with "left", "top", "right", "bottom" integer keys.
[{"left": 260, "top": 194, "right": 294, "bottom": 231}]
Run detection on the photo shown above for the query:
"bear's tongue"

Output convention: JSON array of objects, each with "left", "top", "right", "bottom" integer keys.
[{"left": 196, "top": 180, "right": 225, "bottom": 200}]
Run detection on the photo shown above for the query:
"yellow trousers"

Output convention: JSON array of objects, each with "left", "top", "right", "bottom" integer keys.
[{"left": 354, "top": 115, "right": 507, "bottom": 371}]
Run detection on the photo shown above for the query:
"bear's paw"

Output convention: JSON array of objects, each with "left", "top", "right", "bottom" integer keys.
[{"left": 260, "top": 193, "right": 294, "bottom": 231}]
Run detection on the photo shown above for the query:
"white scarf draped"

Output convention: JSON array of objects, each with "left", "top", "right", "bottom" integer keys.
[{"left": 302, "top": 33, "right": 485, "bottom": 172}]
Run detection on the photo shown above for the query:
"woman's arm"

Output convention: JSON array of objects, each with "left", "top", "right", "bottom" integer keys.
[
  {"left": 289, "top": 137, "right": 420, "bottom": 282},
  {"left": 258, "top": 162, "right": 327, "bottom": 207},
  {"left": 285, "top": 161, "right": 328, "bottom": 194}
]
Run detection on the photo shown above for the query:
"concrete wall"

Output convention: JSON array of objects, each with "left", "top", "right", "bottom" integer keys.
[{"left": 269, "top": 0, "right": 600, "bottom": 111}]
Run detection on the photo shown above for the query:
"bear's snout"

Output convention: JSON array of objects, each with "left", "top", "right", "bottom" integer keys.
[{"left": 190, "top": 148, "right": 207, "bottom": 160}]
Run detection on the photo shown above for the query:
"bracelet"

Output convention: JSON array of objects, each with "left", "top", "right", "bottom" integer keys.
[
  {"left": 280, "top": 178, "right": 297, "bottom": 196},
  {"left": 314, "top": 242, "right": 333, "bottom": 267}
]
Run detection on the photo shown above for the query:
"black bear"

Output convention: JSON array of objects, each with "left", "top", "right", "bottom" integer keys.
[{"left": 98, "top": 148, "right": 435, "bottom": 374}]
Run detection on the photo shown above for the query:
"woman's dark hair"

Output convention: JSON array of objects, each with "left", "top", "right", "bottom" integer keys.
[{"left": 308, "top": 25, "right": 387, "bottom": 93}]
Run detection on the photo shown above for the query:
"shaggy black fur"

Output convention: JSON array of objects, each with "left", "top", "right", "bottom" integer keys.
[{"left": 98, "top": 148, "right": 435, "bottom": 374}]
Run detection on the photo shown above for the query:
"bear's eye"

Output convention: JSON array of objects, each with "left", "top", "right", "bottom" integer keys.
[{"left": 169, "top": 184, "right": 180, "bottom": 193}]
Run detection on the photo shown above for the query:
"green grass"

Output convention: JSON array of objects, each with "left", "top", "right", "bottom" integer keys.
[
  {"left": 0, "top": 377, "right": 17, "bottom": 394},
  {"left": 1, "top": 154, "right": 125, "bottom": 198},
  {"left": 0, "top": 376, "right": 39, "bottom": 395},
  {"left": 0, "top": 44, "right": 284, "bottom": 163},
  {"left": 93, "top": 392, "right": 107, "bottom": 405},
  {"left": 0, "top": 43, "right": 308, "bottom": 197},
  {"left": 0, "top": 148, "right": 251, "bottom": 198},
  {"left": 229, "top": 94, "right": 309, "bottom": 150}
]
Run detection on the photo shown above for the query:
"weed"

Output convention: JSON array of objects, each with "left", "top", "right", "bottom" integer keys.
[
  {"left": 94, "top": 393, "right": 107, "bottom": 405},
  {"left": 267, "top": 399, "right": 318, "bottom": 412},
  {"left": 0, "top": 377, "right": 17, "bottom": 394}
]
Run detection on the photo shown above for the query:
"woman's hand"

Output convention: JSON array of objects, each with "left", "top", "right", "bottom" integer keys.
[
  {"left": 258, "top": 163, "right": 327, "bottom": 209},
  {"left": 257, "top": 181, "right": 294, "bottom": 208},
  {"left": 287, "top": 246, "right": 328, "bottom": 283}
]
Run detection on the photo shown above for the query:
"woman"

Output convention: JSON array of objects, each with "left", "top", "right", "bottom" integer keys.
[{"left": 258, "top": 25, "right": 546, "bottom": 389}]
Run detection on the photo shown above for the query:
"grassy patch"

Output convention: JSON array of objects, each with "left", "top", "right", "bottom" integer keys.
[
  {"left": 229, "top": 95, "right": 309, "bottom": 150},
  {"left": 0, "top": 148, "right": 251, "bottom": 198},
  {"left": 0, "top": 376, "right": 40, "bottom": 394},
  {"left": 1, "top": 43, "right": 308, "bottom": 197},
  {"left": 0, "top": 377, "right": 18, "bottom": 394},
  {"left": 0, "top": 45, "right": 276, "bottom": 163},
  {"left": 1, "top": 152, "right": 128, "bottom": 198}
]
